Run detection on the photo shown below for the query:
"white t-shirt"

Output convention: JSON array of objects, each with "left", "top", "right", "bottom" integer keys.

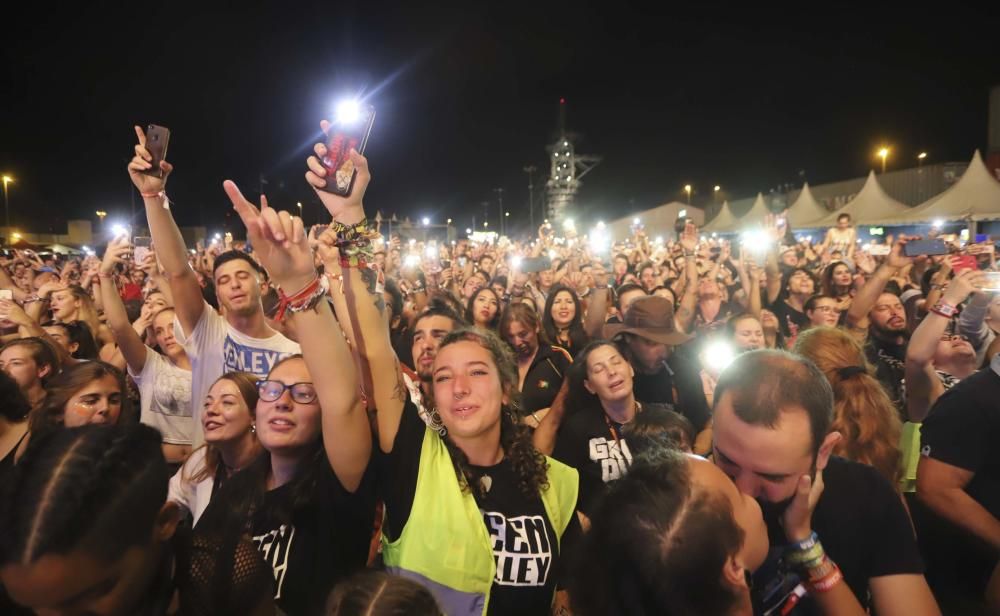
[
  {"left": 129, "top": 347, "right": 193, "bottom": 445},
  {"left": 175, "top": 301, "right": 300, "bottom": 447},
  {"left": 168, "top": 447, "right": 215, "bottom": 526}
]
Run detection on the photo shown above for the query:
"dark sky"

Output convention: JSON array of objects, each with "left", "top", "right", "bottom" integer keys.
[{"left": 2, "top": 3, "right": 997, "bottom": 238}]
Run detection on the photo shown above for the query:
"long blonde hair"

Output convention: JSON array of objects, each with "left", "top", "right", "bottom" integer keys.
[{"left": 793, "top": 327, "right": 902, "bottom": 486}]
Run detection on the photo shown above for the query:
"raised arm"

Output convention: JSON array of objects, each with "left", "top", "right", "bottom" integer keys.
[
  {"left": 305, "top": 131, "right": 408, "bottom": 454},
  {"left": 583, "top": 264, "right": 610, "bottom": 339},
  {"left": 674, "top": 222, "right": 700, "bottom": 334},
  {"left": 228, "top": 179, "right": 370, "bottom": 491},
  {"left": 97, "top": 237, "right": 150, "bottom": 375},
  {"left": 847, "top": 238, "right": 912, "bottom": 330},
  {"left": 128, "top": 126, "right": 205, "bottom": 336},
  {"left": 905, "top": 269, "right": 982, "bottom": 422}
]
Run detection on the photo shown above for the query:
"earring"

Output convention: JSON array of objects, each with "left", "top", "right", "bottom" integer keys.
[
  {"left": 428, "top": 407, "right": 448, "bottom": 438},
  {"left": 250, "top": 423, "right": 256, "bottom": 434}
]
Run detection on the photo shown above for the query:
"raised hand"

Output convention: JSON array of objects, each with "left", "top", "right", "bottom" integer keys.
[
  {"left": 225, "top": 182, "right": 315, "bottom": 292},
  {"left": 128, "top": 126, "right": 173, "bottom": 195},
  {"left": 101, "top": 236, "right": 131, "bottom": 275},
  {"left": 886, "top": 236, "right": 915, "bottom": 270},
  {"left": 304, "top": 121, "right": 371, "bottom": 224}
]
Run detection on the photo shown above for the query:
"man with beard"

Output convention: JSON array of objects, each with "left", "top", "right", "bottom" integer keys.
[
  {"left": 407, "top": 298, "right": 464, "bottom": 404},
  {"left": 846, "top": 239, "right": 913, "bottom": 416},
  {"left": 712, "top": 349, "right": 938, "bottom": 615},
  {"left": 129, "top": 128, "right": 300, "bottom": 447}
]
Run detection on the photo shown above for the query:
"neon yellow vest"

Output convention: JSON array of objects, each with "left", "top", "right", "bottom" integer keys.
[{"left": 382, "top": 426, "right": 579, "bottom": 616}]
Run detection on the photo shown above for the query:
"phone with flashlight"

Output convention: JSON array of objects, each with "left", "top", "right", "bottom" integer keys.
[
  {"left": 133, "top": 236, "right": 152, "bottom": 265},
  {"left": 142, "top": 125, "right": 171, "bottom": 178},
  {"left": 903, "top": 239, "right": 948, "bottom": 257},
  {"left": 319, "top": 103, "right": 375, "bottom": 196}
]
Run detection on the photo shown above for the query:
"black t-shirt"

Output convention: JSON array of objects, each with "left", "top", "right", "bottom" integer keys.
[
  {"left": 754, "top": 457, "right": 923, "bottom": 615},
  {"left": 552, "top": 407, "right": 632, "bottom": 517},
  {"left": 768, "top": 297, "right": 810, "bottom": 340},
  {"left": 197, "top": 457, "right": 376, "bottom": 616},
  {"left": 519, "top": 345, "right": 572, "bottom": 416},
  {"left": 632, "top": 353, "right": 710, "bottom": 432},
  {"left": 921, "top": 364, "right": 1000, "bottom": 520},
  {"left": 865, "top": 334, "right": 907, "bottom": 415},
  {"left": 378, "top": 397, "right": 581, "bottom": 615}
]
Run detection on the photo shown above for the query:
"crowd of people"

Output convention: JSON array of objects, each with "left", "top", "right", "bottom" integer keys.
[{"left": 0, "top": 122, "right": 997, "bottom": 615}]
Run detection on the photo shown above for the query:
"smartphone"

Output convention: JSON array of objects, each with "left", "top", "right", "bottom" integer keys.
[
  {"left": 865, "top": 244, "right": 891, "bottom": 256},
  {"left": 903, "top": 239, "right": 948, "bottom": 257},
  {"left": 976, "top": 234, "right": 990, "bottom": 243},
  {"left": 143, "top": 125, "right": 171, "bottom": 178},
  {"left": 133, "top": 236, "right": 152, "bottom": 265},
  {"left": 952, "top": 255, "right": 979, "bottom": 273},
  {"left": 319, "top": 105, "right": 375, "bottom": 196},
  {"left": 458, "top": 257, "right": 468, "bottom": 268},
  {"left": 980, "top": 272, "right": 1000, "bottom": 292},
  {"left": 0, "top": 290, "right": 11, "bottom": 301},
  {"left": 521, "top": 256, "right": 551, "bottom": 273}
]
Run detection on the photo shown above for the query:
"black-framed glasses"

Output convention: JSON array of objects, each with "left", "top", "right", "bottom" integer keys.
[{"left": 256, "top": 380, "right": 318, "bottom": 404}]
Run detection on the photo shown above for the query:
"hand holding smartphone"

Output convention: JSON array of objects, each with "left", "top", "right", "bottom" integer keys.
[
  {"left": 317, "top": 104, "right": 375, "bottom": 196},
  {"left": 141, "top": 125, "right": 171, "bottom": 178}
]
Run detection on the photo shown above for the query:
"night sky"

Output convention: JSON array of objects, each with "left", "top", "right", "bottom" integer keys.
[{"left": 2, "top": 3, "right": 997, "bottom": 238}]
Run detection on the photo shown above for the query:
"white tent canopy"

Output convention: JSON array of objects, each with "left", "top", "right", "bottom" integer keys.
[
  {"left": 783, "top": 183, "right": 830, "bottom": 228},
  {"left": 702, "top": 201, "right": 737, "bottom": 233},
  {"left": 740, "top": 193, "right": 771, "bottom": 228},
  {"left": 812, "top": 171, "right": 911, "bottom": 227},
  {"left": 868, "top": 150, "right": 1000, "bottom": 225},
  {"left": 606, "top": 201, "right": 703, "bottom": 242}
]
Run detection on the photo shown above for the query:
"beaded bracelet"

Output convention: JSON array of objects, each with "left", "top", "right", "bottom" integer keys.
[{"left": 273, "top": 276, "right": 327, "bottom": 321}]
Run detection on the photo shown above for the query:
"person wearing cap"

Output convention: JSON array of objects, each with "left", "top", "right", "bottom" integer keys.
[{"left": 603, "top": 295, "right": 711, "bottom": 436}]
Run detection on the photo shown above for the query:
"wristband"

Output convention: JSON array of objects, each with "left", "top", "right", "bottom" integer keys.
[
  {"left": 809, "top": 566, "right": 843, "bottom": 593},
  {"left": 930, "top": 300, "right": 958, "bottom": 318}
]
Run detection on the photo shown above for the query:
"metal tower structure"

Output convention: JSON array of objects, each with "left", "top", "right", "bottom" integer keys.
[{"left": 545, "top": 98, "right": 601, "bottom": 222}]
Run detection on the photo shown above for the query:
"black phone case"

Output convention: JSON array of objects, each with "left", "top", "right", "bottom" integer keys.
[{"left": 317, "top": 108, "right": 375, "bottom": 196}]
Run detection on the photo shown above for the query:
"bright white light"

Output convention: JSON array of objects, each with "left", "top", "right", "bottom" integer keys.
[
  {"left": 110, "top": 223, "right": 128, "bottom": 238},
  {"left": 409, "top": 238, "right": 417, "bottom": 246},
  {"left": 633, "top": 217, "right": 641, "bottom": 226},
  {"left": 466, "top": 228, "right": 472, "bottom": 235},
  {"left": 189, "top": 249, "right": 196, "bottom": 255},
  {"left": 711, "top": 232, "right": 717, "bottom": 238},
  {"left": 549, "top": 250, "right": 558, "bottom": 260},
  {"left": 214, "top": 233, "right": 222, "bottom": 240},
  {"left": 563, "top": 218, "right": 575, "bottom": 231},
  {"left": 334, "top": 99, "right": 362, "bottom": 124},
  {"left": 932, "top": 219, "right": 944, "bottom": 229},
  {"left": 512, "top": 256, "right": 523, "bottom": 269},
  {"left": 422, "top": 217, "right": 430, "bottom": 226},
  {"left": 741, "top": 229, "right": 772, "bottom": 253},
  {"left": 589, "top": 228, "right": 610, "bottom": 253},
  {"left": 679, "top": 209, "right": 687, "bottom": 218},
  {"left": 451, "top": 240, "right": 456, "bottom": 246},
  {"left": 597, "top": 221, "right": 605, "bottom": 229},
  {"left": 404, "top": 254, "right": 420, "bottom": 268},
  {"left": 806, "top": 235, "right": 813, "bottom": 243},
  {"left": 704, "top": 340, "right": 737, "bottom": 373},
  {"left": 655, "top": 236, "right": 664, "bottom": 244},
  {"left": 425, "top": 244, "right": 437, "bottom": 258}
]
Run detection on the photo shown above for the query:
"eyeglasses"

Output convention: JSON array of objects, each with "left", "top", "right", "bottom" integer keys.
[
  {"left": 256, "top": 380, "right": 318, "bottom": 404},
  {"left": 939, "top": 334, "right": 970, "bottom": 343}
]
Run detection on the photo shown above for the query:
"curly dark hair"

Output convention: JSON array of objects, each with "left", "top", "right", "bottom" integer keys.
[{"left": 437, "top": 328, "right": 549, "bottom": 499}]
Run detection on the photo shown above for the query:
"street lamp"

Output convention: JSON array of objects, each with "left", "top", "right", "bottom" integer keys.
[
  {"left": 917, "top": 152, "right": 927, "bottom": 169},
  {"left": 95, "top": 210, "right": 108, "bottom": 228},
  {"left": 877, "top": 147, "right": 890, "bottom": 173},
  {"left": 2, "top": 175, "right": 13, "bottom": 233},
  {"left": 684, "top": 184, "right": 692, "bottom": 204}
]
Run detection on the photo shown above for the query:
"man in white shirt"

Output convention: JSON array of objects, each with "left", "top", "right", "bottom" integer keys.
[{"left": 128, "top": 126, "right": 300, "bottom": 446}]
